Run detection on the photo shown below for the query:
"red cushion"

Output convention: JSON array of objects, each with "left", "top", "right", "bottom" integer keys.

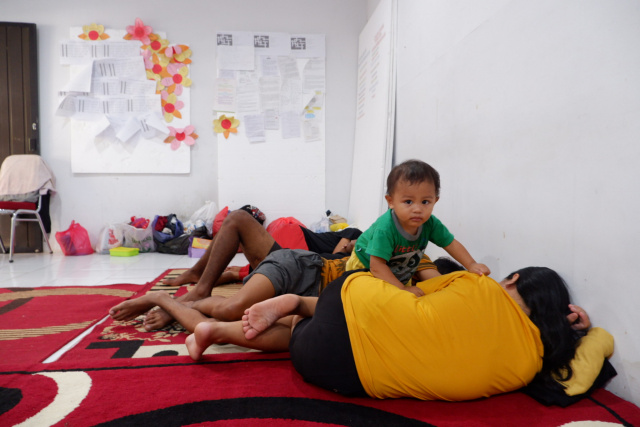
[
  {"left": 266, "top": 217, "right": 309, "bottom": 250},
  {"left": 0, "top": 201, "right": 37, "bottom": 211},
  {"left": 212, "top": 206, "right": 229, "bottom": 235}
]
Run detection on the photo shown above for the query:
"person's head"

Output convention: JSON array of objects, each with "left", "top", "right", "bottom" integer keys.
[
  {"left": 385, "top": 160, "right": 441, "bottom": 234},
  {"left": 501, "top": 267, "right": 579, "bottom": 386},
  {"left": 433, "top": 257, "right": 465, "bottom": 275},
  {"left": 386, "top": 159, "right": 441, "bottom": 197}
]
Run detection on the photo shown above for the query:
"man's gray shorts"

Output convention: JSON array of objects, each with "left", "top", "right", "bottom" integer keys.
[{"left": 243, "top": 249, "right": 323, "bottom": 296}]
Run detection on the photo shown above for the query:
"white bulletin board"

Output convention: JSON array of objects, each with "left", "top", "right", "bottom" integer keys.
[
  {"left": 59, "top": 26, "right": 191, "bottom": 173},
  {"left": 215, "top": 32, "right": 326, "bottom": 226},
  {"left": 348, "top": 0, "right": 397, "bottom": 230}
]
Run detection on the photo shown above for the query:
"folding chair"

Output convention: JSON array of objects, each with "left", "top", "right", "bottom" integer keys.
[{"left": 0, "top": 155, "right": 55, "bottom": 262}]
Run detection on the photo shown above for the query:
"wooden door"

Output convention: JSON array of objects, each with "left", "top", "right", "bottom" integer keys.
[{"left": 0, "top": 22, "right": 43, "bottom": 252}]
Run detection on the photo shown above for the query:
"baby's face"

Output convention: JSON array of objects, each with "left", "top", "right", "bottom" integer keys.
[{"left": 385, "top": 179, "right": 439, "bottom": 235}]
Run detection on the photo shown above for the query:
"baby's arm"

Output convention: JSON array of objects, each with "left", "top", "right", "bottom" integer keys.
[
  {"left": 442, "top": 239, "right": 491, "bottom": 275},
  {"left": 370, "top": 255, "right": 425, "bottom": 296}
]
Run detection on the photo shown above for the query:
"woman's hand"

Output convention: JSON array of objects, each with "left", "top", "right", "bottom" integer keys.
[{"left": 567, "top": 304, "right": 591, "bottom": 330}]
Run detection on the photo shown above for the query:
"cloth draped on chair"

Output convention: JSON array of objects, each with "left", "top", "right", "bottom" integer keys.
[{"left": 0, "top": 154, "right": 56, "bottom": 202}]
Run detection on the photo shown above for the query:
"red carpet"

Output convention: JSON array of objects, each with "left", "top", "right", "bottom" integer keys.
[
  {"left": 3, "top": 271, "right": 639, "bottom": 426},
  {"left": 1, "top": 352, "right": 639, "bottom": 426},
  {"left": 0, "top": 284, "right": 143, "bottom": 365}
]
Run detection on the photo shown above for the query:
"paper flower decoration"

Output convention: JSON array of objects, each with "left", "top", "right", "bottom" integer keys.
[
  {"left": 161, "top": 91, "right": 184, "bottom": 122},
  {"left": 148, "top": 37, "right": 169, "bottom": 54},
  {"left": 165, "top": 44, "right": 192, "bottom": 64},
  {"left": 214, "top": 115, "right": 240, "bottom": 139},
  {"left": 78, "top": 23, "right": 110, "bottom": 41},
  {"left": 161, "top": 64, "right": 192, "bottom": 95},
  {"left": 125, "top": 18, "right": 153, "bottom": 45},
  {"left": 164, "top": 125, "right": 198, "bottom": 150}
]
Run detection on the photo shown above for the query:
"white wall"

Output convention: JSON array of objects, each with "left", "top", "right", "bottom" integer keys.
[
  {"left": 1, "top": 0, "right": 366, "bottom": 243},
  {"left": 396, "top": 0, "right": 640, "bottom": 405}
]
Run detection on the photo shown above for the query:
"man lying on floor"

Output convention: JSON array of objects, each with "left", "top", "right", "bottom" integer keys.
[{"left": 109, "top": 209, "right": 435, "bottom": 330}]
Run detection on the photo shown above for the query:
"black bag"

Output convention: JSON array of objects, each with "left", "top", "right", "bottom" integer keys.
[{"left": 156, "top": 226, "right": 209, "bottom": 255}]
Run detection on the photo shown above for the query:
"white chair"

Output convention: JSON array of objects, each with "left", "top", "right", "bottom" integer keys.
[{"left": 0, "top": 155, "right": 55, "bottom": 262}]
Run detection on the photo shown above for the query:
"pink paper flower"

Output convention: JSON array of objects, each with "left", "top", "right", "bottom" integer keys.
[
  {"left": 165, "top": 44, "right": 192, "bottom": 64},
  {"left": 165, "top": 125, "right": 198, "bottom": 150},
  {"left": 126, "top": 18, "right": 153, "bottom": 45},
  {"left": 161, "top": 63, "right": 192, "bottom": 95}
]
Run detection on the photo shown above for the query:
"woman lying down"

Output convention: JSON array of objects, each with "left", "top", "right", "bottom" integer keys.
[{"left": 186, "top": 267, "right": 607, "bottom": 401}]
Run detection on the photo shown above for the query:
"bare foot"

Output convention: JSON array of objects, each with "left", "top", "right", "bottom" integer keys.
[
  {"left": 242, "top": 294, "right": 299, "bottom": 340},
  {"left": 109, "top": 296, "right": 155, "bottom": 321},
  {"left": 163, "top": 269, "right": 200, "bottom": 286},
  {"left": 186, "top": 321, "right": 216, "bottom": 360},
  {"left": 142, "top": 295, "right": 195, "bottom": 331},
  {"left": 219, "top": 266, "right": 242, "bottom": 283},
  {"left": 144, "top": 309, "right": 174, "bottom": 331}
]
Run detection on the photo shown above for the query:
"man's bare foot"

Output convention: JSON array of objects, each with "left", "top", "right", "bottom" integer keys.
[
  {"left": 219, "top": 266, "right": 242, "bottom": 284},
  {"left": 144, "top": 308, "right": 174, "bottom": 331},
  {"left": 242, "top": 294, "right": 299, "bottom": 340},
  {"left": 186, "top": 321, "right": 216, "bottom": 360},
  {"left": 142, "top": 295, "right": 196, "bottom": 331},
  {"left": 109, "top": 296, "right": 155, "bottom": 321},
  {"left": 162, "top": 269, "right": 201, "bottom": 286}
]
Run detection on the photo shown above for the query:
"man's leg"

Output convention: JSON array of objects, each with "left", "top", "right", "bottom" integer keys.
[
  {"left": 110, "top": 210, "right": 274, "bottom": 323},
  {"left": 182, "top": 210, "right": 275, "bottom": 301},
  {"left": 144, "top": 272, "right": 277, "bottom": 330}
]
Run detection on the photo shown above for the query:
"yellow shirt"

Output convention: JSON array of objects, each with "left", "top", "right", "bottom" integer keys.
[{"left": 341, "top": 271, "right": 544, "bottom": 401}]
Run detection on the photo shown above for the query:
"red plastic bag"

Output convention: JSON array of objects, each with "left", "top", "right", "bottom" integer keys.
[{"left": 55, "top": 220, "right": 94, "bottom": 256}]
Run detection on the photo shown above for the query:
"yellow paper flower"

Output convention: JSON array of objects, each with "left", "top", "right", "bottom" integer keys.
[
  {"left": 78, "top": 23, "right": 110, "bottom": 41},
  {"left": 161, "top": 91, "right": 184, "bottom": 122},
  {"left": 214, "top": 115, "right": 240, "bottom": 139}
]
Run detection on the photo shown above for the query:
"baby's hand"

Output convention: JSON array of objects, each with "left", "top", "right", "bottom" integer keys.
[
  {"left": 469, "top": 263, "right": 491, "bottom": 276},
  {"left": 405, "top": 286, "right": 425, "bottom": 297},
  {"left": 567, "top": 304, "right": 591, "bottom": 331}
]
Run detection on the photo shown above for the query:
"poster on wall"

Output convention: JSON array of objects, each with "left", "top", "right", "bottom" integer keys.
[
  {"left": 57, "top": 20, "right": 195, "bottom": 173},
  {"left": 214, "top": 31, "right": 326, "bottom": 226}
]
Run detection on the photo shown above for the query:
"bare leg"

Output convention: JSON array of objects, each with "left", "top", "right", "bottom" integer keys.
[
  {"left": 186, "top": 317, "right": 294, "bottom": 360},
  {"left": 109, "top": 294, "right": 156, "bottom": 321},
  {"left": 191, "top": 273, "right": 276, "bottom": 321},
  {"left": 161, "top": 235, "right": 221, "bottom": 286},
  {"left": 138, "top": 292, "right": 209, "bottom": 333},
  {"left": 146, "top": 270, "right": 277, "bottom": 330},
  {"left": 179, "top": 210, "right": 275, "bottom": 302},
  {"left": 143, "top": 211, "right": 276, "bottom": 329},
  {"left": 242, "top": 295, "right": 318, "bottom": 339}
]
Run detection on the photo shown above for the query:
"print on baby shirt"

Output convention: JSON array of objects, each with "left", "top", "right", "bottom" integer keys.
[{"left": 387, "top": 247, "right": 425, "bottom": 284}]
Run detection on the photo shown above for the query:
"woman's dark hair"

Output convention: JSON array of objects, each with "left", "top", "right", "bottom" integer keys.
[
  {"left": 433, "top": 257, "right": 465, "bottom": 275},
  {"left": 508, "top": 267, "right": 580, "bottom": 387},
  {"left": 387, "top": 159, "right": 441, "bottom": 197}
]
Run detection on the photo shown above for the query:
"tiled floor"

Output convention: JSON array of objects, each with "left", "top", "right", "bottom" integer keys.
[{"left": 0, "top": 251, "right": 249, "bottom": 288}]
